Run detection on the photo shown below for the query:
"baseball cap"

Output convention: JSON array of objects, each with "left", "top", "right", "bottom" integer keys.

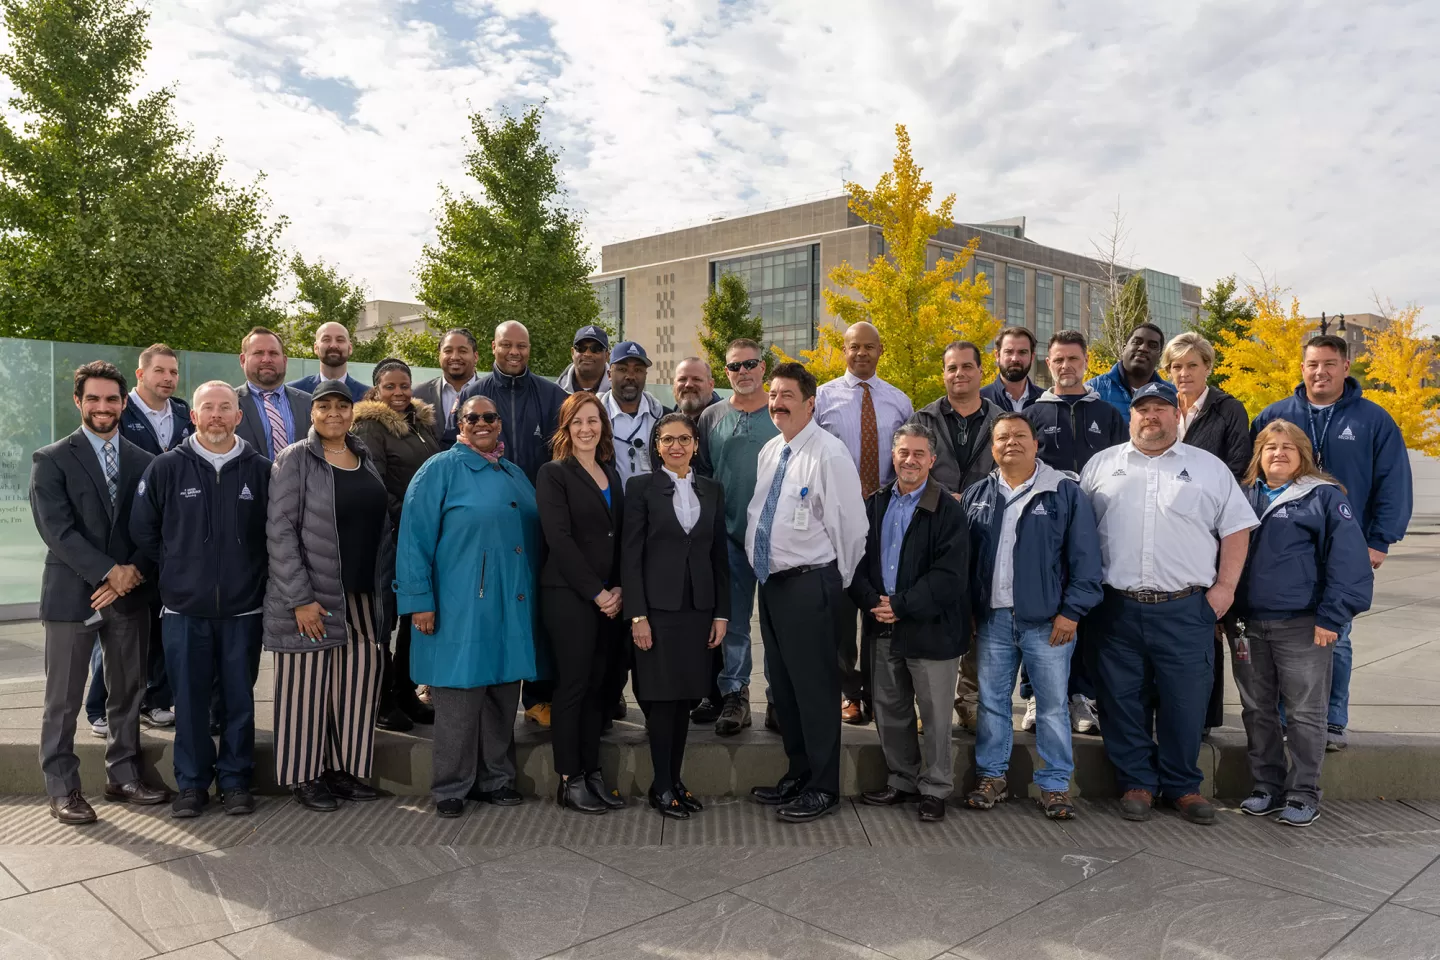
[
  {"left": 573, "top": 325, "right": 609, "bottom": 349},
  {"left": 309, "top": 379, "right": 355, "bottom": 403},
  {"left": 609, "top": 341, "right": 651, "bottom": 366},
  {"left": 1131, "top": 381, "right": 1178, "bottom": 408}
]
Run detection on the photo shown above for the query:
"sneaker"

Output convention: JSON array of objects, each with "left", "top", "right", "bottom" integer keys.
[
  {"left": 690, "top": 697, "right": 720, "bottom": 724},
  {"left": 1326, "top": 724, "right": 1347, "bottom": 752},
  {"left": 1020, "top": 697, "right": 1038, "bottom": 732},
  {"left": 1069, "top": 694, "right": 1099, "bottom": 734},
  {"left": 139, "top": 707, "right": 175, "bottom": 727},
  {"left": 964, "top": 775, "right": 1009, "bottom": 810},
  {"left": 171, "top": 788, "right": 209, "bottom": 819},
  {"left": 524, "top": 703, "right": 552, "bottom": 728},
  {"left": 90, "top": 717, "right": 108, "bottom": 738},
  {"left": 715, "top": 689, "right": 752, "bottom": 736},
  {"left": 1277, "top": 799, "right": 1320, "bottom": 827},
  {"left": 1240, "top": 790, "right": 1284, "bottom": 817},
  {"left": 220, "top": 788, "right": 255, "bottom": 816}
]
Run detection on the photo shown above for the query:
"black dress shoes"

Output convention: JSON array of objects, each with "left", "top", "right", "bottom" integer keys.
[
  {"left": 103, "top": 780, "right": 170, "bottom": 805},
  {"left": 557, "top": 776, "right": 607, "bottom": 814},
  {"left": 649, "top": 787, "right": 691, "bottom": 820},
  {"left": 468, "top": 785, "right": 524, "bottom": 806},
  {"left": 672, "top": 781, "right": 703, "bottom": 812},
  {"left": 326, "top": 770, "right": 379, "bottom": 801},
  {"left": 777, "top": 789, "right": 840, "bottom": 822},
  {"left": 585, "top": 770, "right": 626, "bottom": 809},
  {"left": 690, "top": 697, "right": 720, "bottom": 724},
  {"left": 435, "top": 798, "right": 464, "bottom": 818},
  {"left": 861, "top": 786, "right": 920, "bottom": 806},
  {"left": 750, "top": 778, "right": 804, "bottom": 806},
  {"left": 375, "top": 706, "right": 414, "bottom": 732},
  {"left": 293, "top": 778, "right": 339, "bottom": 812},
  {"left": 918, "top": 795, "right": 947, "bottom": 822},
  {"left": 50, "top": 789, "right": 97, "bottom": 824}
]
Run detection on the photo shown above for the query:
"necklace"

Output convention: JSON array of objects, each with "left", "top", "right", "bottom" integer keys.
[{"left": 322, "top": 442, "right": 348, "bottom": 455}]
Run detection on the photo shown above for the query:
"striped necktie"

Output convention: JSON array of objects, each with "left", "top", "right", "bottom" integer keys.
[
  {"left": 751, "top": 445, "right": 792, "bottom": 584},
  {"left": 102, "top": 439, "right": 118, "bottom": 506},
  {"left": 261, "top": 390, "right": 289, "bottom": 457}
]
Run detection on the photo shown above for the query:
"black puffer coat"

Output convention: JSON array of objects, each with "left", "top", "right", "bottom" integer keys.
[
  {"left": 350, "top": 398, "right": 439, "bottom": 525},
  {"left": 1182, "top": 385, "right": 1251, "bottom": 481}
]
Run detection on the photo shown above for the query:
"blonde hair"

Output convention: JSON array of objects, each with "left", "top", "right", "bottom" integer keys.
[
  {"left": 1243, "top": 419, "right": 1342, "bottom": 490},
  {"left": 1161, "top": 332, "right": 1215, "bottom": 371}
]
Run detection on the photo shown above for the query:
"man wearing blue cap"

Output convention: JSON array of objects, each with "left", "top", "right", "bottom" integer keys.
[
  {"left": 600, "top": 341, "right": 665, "bottom": 490},
  {"left": 558, "top": 325, "right": 611, "bottom": 395},
  {"left": 1079, "top": 380, "right": 1258, "bottom": 827}
]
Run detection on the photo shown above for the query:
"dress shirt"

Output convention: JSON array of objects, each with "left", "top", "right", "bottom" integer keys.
[
  {"left": 603, "top": 390, "right": 663, "bottom": 489},
  {"left": 249, "top": 381, "right": 296, "bottom": 457},
  {"left": 1176, "top": 387, "right": 1209, "bottom": 441},
  {"left": 1000, "top": 386, "right": 1029, "bottom": 412},
  {"left": 1079, "top": 441, "right": 1259, "bottom": 592},
  {"left": 990, "top": 471, "right": 1040, "bottom": 608},
  {"left": 665, "top": 467, "right": 700, "bottom": 533},
  {"left": 80, "top": 425, "right": 118, "bottom": 472},
  {"left": 814, "top": 371, "right": 914, "bottom": 488},
  {"left": 128, "top": 390, "right": 174, "bottom": 449},
  {"left": 880, "top": 480, "right": 926, "bottom": 594},
  {"left": 440, "top": 374, "right": 481, "bottom": 431},
  {"left": 745, "top": 419, "right": 869, "bottom": 588}
]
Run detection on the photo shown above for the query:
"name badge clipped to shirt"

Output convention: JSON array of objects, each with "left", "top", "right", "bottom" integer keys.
[{"left": 793, "top": 486, "right": 811, "bottom": 531}]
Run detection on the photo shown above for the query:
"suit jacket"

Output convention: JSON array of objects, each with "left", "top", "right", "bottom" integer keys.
[
  {"left": 29, "top": 429, "right": 156, "bottom": 621},
  {"left": 235, "top": 383, "right": 313, "bottom": 459},
  {"left": 119, "top": 396, "right": 194, "bottom": 456},
  {"left": 411, "top": 376, "right": 443, "bottom": 411},
  {"left": 535, "top": 456, "right": 626, "bottom": 600},
  {"left": 621, "top": 470, "right": 730, "bottom": 619}
]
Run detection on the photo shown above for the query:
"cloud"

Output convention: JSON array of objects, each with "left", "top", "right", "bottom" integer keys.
[{"left": 5, "top": 0, "right": 1437, "bottom": 322}]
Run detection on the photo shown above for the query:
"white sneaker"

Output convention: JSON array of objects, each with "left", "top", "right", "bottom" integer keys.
[
  {"left": 1070, "top": 694, "right": 1099, "bottom": 734},
  {"left": 1020, "top": 697, "right": 1038, "bottom": 732},
  {"left": 140, "top": 707, "right": 175, "bottom": 727},
  {"left": 90, "top": 717, "right": 108, "bottom": 738}
]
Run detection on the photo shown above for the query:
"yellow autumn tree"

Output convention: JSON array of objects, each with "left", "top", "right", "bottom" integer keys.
[
  {"left": 1362, "top": 302, "right": 1440, "bottom": 455},
  {"left": 1214, "top": 286, "right": 1308, "bottom": 418},
  {"left": 783, "top": 125, "right": 998, "bottom": 407}
]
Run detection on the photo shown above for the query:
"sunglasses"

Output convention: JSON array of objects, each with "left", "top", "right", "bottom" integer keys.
[
  {"left": 575, "top": 342, "right": 607, "bottom": 354},
  {"left": 725, "top": 359, "right": 762, "bottom": 373},
  {"left": 460, "top": 412, "right": 500, "bottom": 425}
]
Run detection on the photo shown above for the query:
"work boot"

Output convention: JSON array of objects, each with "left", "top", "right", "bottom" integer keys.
[
  {"left": 1170, "top": 793, "right": 1216, "bottom": 825},
  {"left": 1119, "top": 788, "right": 1154, "bottom": 822},
  {"left": 965, "top": 776, "right": 1009, "bottom": 810},
  {"left": 715, "top": 687, "right": 752, "bottom": 736}
]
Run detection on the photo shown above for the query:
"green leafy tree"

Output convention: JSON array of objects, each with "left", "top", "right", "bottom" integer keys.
[
  {"left": 0, "top": 0, "right": 285, "bottom": 352},
  {"left": 351, "top": 325, "right": 441, "bottom": 368},
  {"left": 280, "top": 254, "right": 368, "bottom": 357},
  {"left": 416, "top": 104, "right": 598, "bottom": 376},
  {"left": 698, "top": 272, "right": 773, "bottom": 388},
  {"left": 1087, "top": 273, "right": 1150, "bottom": 378},
  {"left": 1190, "top": 275, "right": 1256, "bottom": 387}
]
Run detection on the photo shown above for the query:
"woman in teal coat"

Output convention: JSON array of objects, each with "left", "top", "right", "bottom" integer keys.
[{"left": 395, "top": 396, "right": 540, "bottom": 818}]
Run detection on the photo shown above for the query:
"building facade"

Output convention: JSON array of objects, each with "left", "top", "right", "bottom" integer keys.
[
  {"left": 1302, "top": 312, "right": 1386, "bottom": 360},
  {"left": 587, "top": 196, "right": 1202, "bottom": 385},
  {"left": 356, "top": 300, "right": 432, "bottom": 338}
]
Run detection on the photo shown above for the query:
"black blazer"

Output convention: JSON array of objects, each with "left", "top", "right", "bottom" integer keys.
[
  {"left": 535, "top": 456, "right": 625, "bottom": 600},
  {"left": 29, "top": 429, "right": 156, "bottom": 621},
  {"left": 621, "top": 470, "right": 730, "bottom": 619},
  {"left": 235, "top": 383, "right": 313, "bottom": 459}
]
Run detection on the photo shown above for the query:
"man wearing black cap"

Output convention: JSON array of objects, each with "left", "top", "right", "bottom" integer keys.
[
  {"left": 600, "top": 341, "right": 664, "bottom": 490},
  {"left": 1079, "top": 380, "right": 1258, "bottom": 826},
  {"left": 558, "top": 325, "right": 611, "bottom": 395}
]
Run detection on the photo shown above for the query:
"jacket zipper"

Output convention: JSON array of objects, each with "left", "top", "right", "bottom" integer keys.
[
  {"left": 478, "top": 551, "right": 487, "bottom": 599},
  {"left": 1068, "top": 405, "right": 1080, "bottom": 473}
]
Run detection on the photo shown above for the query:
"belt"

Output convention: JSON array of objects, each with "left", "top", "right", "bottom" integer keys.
[
  {"left": 766, "top": 562, "right": 832, "bottom": 582},
  {"left": 1114, "top": 585, "right": 1205, "bottom": 604}
]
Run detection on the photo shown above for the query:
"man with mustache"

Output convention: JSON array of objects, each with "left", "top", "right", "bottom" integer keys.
[
  {"left": 599, "top": 341, "right": 664, "bottom": 489},
  {"left": 288, "top": 322, "right": 369, "bottom": 402},
  {"left": 557, "top": 325, "right": 611, "bottom": 396},
  {"left": 234, "top": 327, "right": 313, "bottom": 460},
  {"left": 413, "top": 328, "right": 483, "bottom": 450},
  {"left": 980, "top": 327, "right": 1044, "bottom": 412},
  {"left": 672, "top": 357, "right": 721, "bottom": 417}
]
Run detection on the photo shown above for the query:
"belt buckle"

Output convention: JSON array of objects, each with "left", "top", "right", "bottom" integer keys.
[{"left": 1135, "top": 589, "right": 1159, "bottom": 604}]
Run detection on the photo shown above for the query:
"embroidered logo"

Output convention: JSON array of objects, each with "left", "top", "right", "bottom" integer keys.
[
  {"left": 1032, "top": 503, "right": 1049, "bottom": 516},
  {"left": 1111, "top": 469, "right": 1126, "bottom": 477},
  {"left": 1274, "top": 506, "right": 1289, "bottom": 518},
  {"left": 1338, "top": 426, "right": 1356, "bottom": 440},
  {"left": 1338, "top": 502, "right": 1354, "bottom": 520},
  {"left": 533, "top": 425, "right": 541, "bottom": 437},
  {"left": 179, "top": 486, "right": 201, "bottom": 499},
  {"left": 1043, "top": 425, "right": 1060, "bottom": 435},
  {"left": 239, "top": 484, "right": 254, "bottom": 501},
  {"left": 1088, "top": 421, "right": 1101, "bottom": 434},
  {"left": 1177, "top": 469, "right": 1192, "bottom": 483},
  {"left": 136, "top": 480, "right": 145, "bottom": 496},
  {"left": 127, "top": 421, "right": 145, "bottom": 430}
]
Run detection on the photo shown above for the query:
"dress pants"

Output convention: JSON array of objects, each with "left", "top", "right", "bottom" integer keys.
[
  {"left": 1092, "top": 589, "right": 1215, "bottom": 797},
  {"left": 163, "top": 612, "right": 261, "bottom": 792},
  {"left": 430, "top": 682, "right": 522, "bottom": 800},
  {"left": 1233, "top": 615, "right": 1330, "bottom": 807},
  {"left": 871, "top": 632, "right": 959, "bottom": 798},
  {"left": 837, "top": 592, "right": 871, "bottom": 707},
  {"left": 757, "top": 563, "right": 844, "bottom": 796},
  {"left": 85, "top": 602, "right": 171, "bottom": 722},
  {"left": 544, "top": 587, "right": 620, "bottom": 777},
  {"left": 40, "top": 611, "right": 148, "bottom": 796}
]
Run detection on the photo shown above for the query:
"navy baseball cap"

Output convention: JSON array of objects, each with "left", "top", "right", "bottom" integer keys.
[
  {"left": 1131, "top": 381, "right": 1178, "bottom": 407},
  {"left": 609, "top": 341, "right": 651, "bottom": 366},
  {"left": 573, "top": 325, "right": 609, "bottom": 349}
]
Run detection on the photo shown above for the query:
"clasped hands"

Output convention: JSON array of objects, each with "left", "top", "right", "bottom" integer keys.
[{"left": 90, "top": 564, "right": 143, "bottom": 611}]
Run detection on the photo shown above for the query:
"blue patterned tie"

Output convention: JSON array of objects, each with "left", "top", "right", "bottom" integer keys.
[
  {"left": 102, "top": 439, "right": 118, "bottom": 506},
  {"left": 752, "top": 445, "right": 792, "bottom": 584}
]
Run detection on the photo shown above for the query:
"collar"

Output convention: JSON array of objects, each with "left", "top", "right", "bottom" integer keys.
[
  {"left": 602, "top": 389, "right": 662, "bottom": 420},
  {"left": 444, "top": 373, "right": 480, "bottom": 393},
  {"left": 943, "top": 396, "right": 986, "bottom": 418},
  {"left": 129, "top": 389, "right": 171, "bottom": 416},
  {"left": 1037, "top": 387, "right": 1101, "bottom": 404},
  {"left": 1180, "top": 386, "right": 1209, "bottom": 414},
  {"left": 1122, "top": 441, "right": 1182, "bottom": 460},
  {"left": 782, "top": 418, "right": 823, "bottom": 455},
  {"left": 843, "top": 370, "right": 882, "bottom": 390},
  {"left": 249, "top": 381, "right": 285, "bottom": 398},
  {"left": 1259, "top": 474, "right": 1336, "bottom": 516},
  {"left": 892, "top": 480, "right": 926, "bottom": 505},
  {"left": 489, "top": 364, "right": 531, "bottom": 387},
  {"left": 81, "top": 425, "right": 118, "bottom": 451},
  {"left": 662, "top": 466, "right": 694, "bottom": 485}
]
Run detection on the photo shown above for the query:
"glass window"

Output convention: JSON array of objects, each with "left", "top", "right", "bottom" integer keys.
[
  {"left": 1036, "top": 273, "right": 1054, "bottom": 343},
  {"left": 591, "top": 278, "right": 625, "bottom": 340},
  {"left": 1063, "top": 279, "right": 1081, "bottom": 331},
  {"left": 714, "top": 244, "right": 818, "bottom": 359},
  {"left": 1006, "top": 266, "right": 1026, "bottom": 326},
  {"left": 974, "top": 258, "right": 995, "bottom": 315}
]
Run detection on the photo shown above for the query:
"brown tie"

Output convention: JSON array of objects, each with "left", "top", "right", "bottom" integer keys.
[{"left": 859, "top": 381, "right": 880, "bottom": 497}]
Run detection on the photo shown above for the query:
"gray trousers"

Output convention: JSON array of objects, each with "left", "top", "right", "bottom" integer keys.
[
  {"left": 40, "top": 613, "right": 148, "bottom": 797},
  {"left": 1231, "top": 616, "right": 1330, "bottom": 806},
  {"left": 872, "top": 633, "right": 960, "bottom": 798},
  {"left": 430, "top": 682, "right": 522, "bottom": 800}
]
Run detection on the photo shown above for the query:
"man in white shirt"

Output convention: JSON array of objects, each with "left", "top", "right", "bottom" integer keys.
[
  {"left": 600, "top": 341, "right": 665, "bottom": 489},
  {"left": 814, "top": 321, "right": 914, "bottom": 725},
  {"left": 1080, "top": 381, "right": 1258, "bottom": 826},
  {"left": 747, "top": 362, "right": 868, "bottom": 822}
]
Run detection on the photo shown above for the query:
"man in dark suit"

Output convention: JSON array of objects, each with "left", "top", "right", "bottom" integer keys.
[
  {"left": 286, "top": 322, "right": 370, "bottom": 401},
  {"left": 979, "top": 327, "right": 1045, "bottom": 412},
  {"left": 233, "top": 327, "right": 313, "bottom": 459},
  {"left": 31, "top": 362, "right": 169, "bottom": 824},
  {"left": 412, "top": 328, "right": 482, "bottom": 450}
]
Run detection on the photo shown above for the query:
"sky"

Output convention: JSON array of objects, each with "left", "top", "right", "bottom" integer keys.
[{"left": 6, "top": 0, "right": 1439, "bottom": 323}]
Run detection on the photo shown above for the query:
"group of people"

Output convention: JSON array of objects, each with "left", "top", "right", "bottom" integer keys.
[{"left": 30, "top": 310, "right": 1408, "bottom": 830}]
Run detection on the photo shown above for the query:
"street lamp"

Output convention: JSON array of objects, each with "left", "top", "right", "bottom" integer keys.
[{"left": 1318, "top": 312, "right": 1347, "bottom": 336}]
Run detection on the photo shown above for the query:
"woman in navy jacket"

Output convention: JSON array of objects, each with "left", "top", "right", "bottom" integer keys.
[{"left": 1235, "top": 420, "right": 1373, "bottom": 828}]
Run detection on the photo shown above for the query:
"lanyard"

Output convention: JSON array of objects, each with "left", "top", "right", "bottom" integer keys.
[
  {"left": 616, "top": 413, "right": 650, "bottom": 471},
  {"left": 1305, "top": 405, "right": 1334, "bottom": 469},
  {"left": 1002, "top": 476, "right": 1036, "bottom": 510}
]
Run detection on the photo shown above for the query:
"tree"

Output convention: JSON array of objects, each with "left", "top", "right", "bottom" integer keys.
[
  {"left": 1190, "top": 275, "right": 1256, "bottom": 387},
  {"left": 1086, "top": 201, "right": 1135, "bottom": 370},
  {"left": 1085, "top": 272, "right": 1150, "bottom": 380},
  {"left": 416, "top": 104, "right": 598, "bottom": 376},
  {"left": 352, "top": 324, "right": 441, "bottom": 369},
  {"left": 788, "top": 124, "right": 997, "bottom": 407},
  {"left": 1214, "top": 285, "right": 1309, "bottom": 418},
  {"left": 1361, "top": 300, "right": 1440, "bottom": 455},
  {"left": 0, "top": 0, "right": 285, "bottom": 352},
  {"left": 697, "top": 272, "right": 773, "bottom": 388},
  {"left": 279, "top": 254, "right": 368, "bottom": 357}
]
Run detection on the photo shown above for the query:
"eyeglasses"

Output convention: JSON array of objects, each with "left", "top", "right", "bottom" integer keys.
[
  {"left": 657, "top": 435, "right": 694, "bottom": 447},
  {"left": 575, "top": 342, "right": 607, "bottom": 354},
  {"left": 460, "top": 412, "right": 500, "bottom": 425},
  {"left": 725, "top": 359, "right": 762, "bottom": 372}
]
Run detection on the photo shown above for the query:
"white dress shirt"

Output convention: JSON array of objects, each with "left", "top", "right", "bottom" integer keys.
[
  {"left": 129, "top": 389, "right": 174, "bottom": 449},
  {"left": 813, "top": 371, "right": 914, "bottom": 488},
  {"left": 1176, "top": 387, "right": 1209, "bottom": 441},
  {"left": 744, "top": 419, "right": 869, "bottom": 587},
  {"left": 665, "top": 467, "right": 700, "bottom": 533},
  {"left": 1079, "top": 441, "right": 1259, "bottom": 592},
  {"left": 440, "top": 374, "right": 481, "bottom": 430},
  {"left": 603, "top": 390, "right": 664, "bottom": 489},
  {"left": 990, "top": 472, "right": 1041, "bottom": 608}
]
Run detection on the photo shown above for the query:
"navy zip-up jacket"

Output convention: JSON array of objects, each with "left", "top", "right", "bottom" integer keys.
[
  {"left": 979, "top": 377, "right": 1044, "bottom": 411},
  {"left": 129, "top": 436, "right": 272, "bottom": 618},
  {"left": 457, "top": 365, "right": 567, "bottom": 483},
  {"left": 1240, "top": 477, "right": 1373, "bottom": 632},
  {"left": 119, "top": 396, "right": 194, "bottom": 456},
  {"left": 1085, "top": 361, "right": 1163, "bottom": 419},
  {"left": 1024, "top": 389, "right": 1128, "bottom": 474},
  {"left": 961, "top": 461, "right": 1104, "bottom": 626},
  {"left": 1251, "top": 378, "right": 1412, "bottom": 553}
]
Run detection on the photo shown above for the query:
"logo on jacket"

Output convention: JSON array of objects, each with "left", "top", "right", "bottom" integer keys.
[
  {"left": 1338, "top": 502, "right": 1354, "bottom": 520},
  {"left": 1111, "top": 468, "right": 1126, "bottom": 477},
  {"left": 1088, "top": 421, "right": 1101, "bottom": 434},
  {"left": 1274, "top": 506, "right": 1289, "bottom": 518},
  {"left": 533, "top": 425, "right": 541, "bottom": 437},
  {"left": 1177, "top": 469, "right": 1192, "bottom": 483},
  {"left": 136, "top": 480, "right": 146, "bottom": 496},
  {"left": 1338, "top": 426, "right": 1356, "bottom": 440},
  {"left": 126, "top": 421, "right": 145, "bottom": 431},
  {"left": 1032, "top": 503, "right": 1048, "bottom": 516},
  {"left": 180, "top": 486, "right": 201, "bottom": 499},
  {"left": 1043, "top": 425, "right": 1059, "bottom": 435},
  {"left": 239, "top": 484, "right": 254, "bottom": 501}
]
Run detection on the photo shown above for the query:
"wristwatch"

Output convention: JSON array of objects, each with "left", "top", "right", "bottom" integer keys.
[{"left": 631, "top": 616, "right": 648, "bottom": 624}]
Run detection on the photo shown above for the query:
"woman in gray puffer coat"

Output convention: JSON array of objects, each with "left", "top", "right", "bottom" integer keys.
[{"left": 264, "top": 380, "right": 394, "bottom": 813}]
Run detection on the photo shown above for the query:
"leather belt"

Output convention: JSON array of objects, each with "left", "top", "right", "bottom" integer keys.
[
  {"left": 1115, "top": 585, "right": 1205, "bottom": 604},
  {"left": 767, "top": 562, "right": 832, "bottom": 582}
]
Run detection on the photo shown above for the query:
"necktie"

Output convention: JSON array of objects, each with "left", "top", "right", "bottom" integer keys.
[
  {"left": 102, "top": 439, "right": 118, "bottom": 506},
  {"left": 752, "top": 445, "right": 792, "bottom": 584},
  {"left": 859, "top": 381, "right": 880, "bottom": 497},
  {"left": 262, "top": 390, "right": 289, "bottom": 457}
]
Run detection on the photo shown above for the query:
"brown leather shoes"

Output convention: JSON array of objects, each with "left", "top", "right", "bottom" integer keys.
[
  {"left": 49, "top": 790, "right": 97, "bottom": 825},
  {"left": 104, "top": 780, "right": 171, "bottom": 805},
  {"left": 841, "top": 699, "right": 865, "bottom": 724},
  {"left": 1171, "top": 793, "right": 1216, "bottom": 825},
  {"left": 1119, "top": 788, "right": 1154, "bottom": 821}
]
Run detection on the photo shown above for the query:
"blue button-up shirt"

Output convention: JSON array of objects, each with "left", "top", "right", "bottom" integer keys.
[
  {"left": 250, "top": 382, "right": 296, "bottom": 458},
  {"left": 880, "top": 480, "right": 926, "bottom": 594},
  {"left": 80, "top": 425, "right": 117, "bottom": 472}
]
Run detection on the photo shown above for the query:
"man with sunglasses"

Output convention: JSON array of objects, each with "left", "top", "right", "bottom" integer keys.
[
  {"left": 558, "top": 326, "right": 611, "bottom": 396},
  {"left": 599, "top": 341, "right": 665, "bottom": 490}
]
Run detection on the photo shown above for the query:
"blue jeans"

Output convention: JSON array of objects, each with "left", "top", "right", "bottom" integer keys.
[
  {"left": 975, "top": 608, "right": 1076, "bottom": 792},
  {"left": 719, "top": 538, "right": 758, "bottom": 696},
  {"left": 1278, "top": 621, "right": 1352, "bottom": 729}
]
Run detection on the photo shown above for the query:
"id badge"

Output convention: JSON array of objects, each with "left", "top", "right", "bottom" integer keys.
[{"left": 793, "top": 505, "right": 811, "bottom": 530}]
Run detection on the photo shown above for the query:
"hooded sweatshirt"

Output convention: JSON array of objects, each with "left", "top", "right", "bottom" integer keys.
[{"left": 1024, "top": 388, "right": 1128, "bottom": 474}]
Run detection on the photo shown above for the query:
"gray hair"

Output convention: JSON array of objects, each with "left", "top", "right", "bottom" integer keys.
[
  {"left": 891, "top": 421, "right": 936, "bottom": 453},
  {"left": 191, "top": 380, "right": 237, "bottom": 406}
]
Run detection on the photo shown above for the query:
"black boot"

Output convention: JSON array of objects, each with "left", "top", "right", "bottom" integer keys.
[
  {"left": 585, "top": 769, "right": 626, "bottom": 809},
  {"left": 557, "top": 775, "right": 607, "bottom": 814}
]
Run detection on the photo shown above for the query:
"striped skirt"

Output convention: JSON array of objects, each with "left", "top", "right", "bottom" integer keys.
[{"left": 273, "top": 592, "right": 384, "bottom": 786}]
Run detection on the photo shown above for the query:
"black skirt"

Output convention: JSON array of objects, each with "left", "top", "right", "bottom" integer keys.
[{"left": 632, "top": 579, "right": 714, "bottom": 701}]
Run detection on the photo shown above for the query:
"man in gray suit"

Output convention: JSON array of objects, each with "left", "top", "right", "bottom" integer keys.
[
  {"left": 31, "top": 362, "right": 170, "bottom": 824},
  {"left": 412, "top": 327, "right": 481, "bottom": 450},
  {"left": 234, "top": 326, "right": 312, "bottom": 458}
]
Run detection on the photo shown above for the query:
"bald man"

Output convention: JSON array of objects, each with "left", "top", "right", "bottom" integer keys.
[
  {"left": 814, "top": 321, "right": 915, "bottom": 725},
  {"left": 288, "top": 322, "right": 369, "bottom": 402},
  {"left": 456, "top": 321, "right": 568, "bottom": 483}
]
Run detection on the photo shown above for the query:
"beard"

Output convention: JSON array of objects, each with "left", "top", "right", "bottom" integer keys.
[
  {"left": 677, "top": 392, "right": 707, "bottom": 416},
  {"left": 320, "top": 349, "right": 348, "bottom": 367},
  {"left": 1001, "top": 363, "right": 1029, "bottom": 382},
  {"left": 82, "top": 411, "right": 117, "bottom": 434},
  {"left": 616, "top": 382, "right": 643, "bottom": 402},
  {"left": 201, "top": 427, "right": 235, "bottom": 447}
]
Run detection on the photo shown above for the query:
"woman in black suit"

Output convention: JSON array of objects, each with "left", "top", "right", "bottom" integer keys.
[
  {"left": 623, "top": 412, "right": 730, "bottom": 820},
  {"left": 536, "top": 392, "right": 628, "bottom": 815}
]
